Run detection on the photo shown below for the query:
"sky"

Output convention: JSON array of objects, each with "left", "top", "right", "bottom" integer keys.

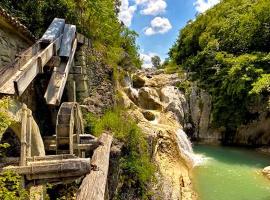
[{"left": 118, "top": 0, "right": 220, "bottom": 68}]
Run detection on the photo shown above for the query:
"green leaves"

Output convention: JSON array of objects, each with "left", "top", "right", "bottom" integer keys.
[
  {"left": 0, "top": 170, "right": 28, "bottom": 200},
  {"left": 85, "top": 108, "right": 155, "bottom": 198},
  {"left": 250, "top": 74, "right": 270, "bottom": 94},
  {"left": 169, "top": 0, "right": 270, "bottom": 131}
]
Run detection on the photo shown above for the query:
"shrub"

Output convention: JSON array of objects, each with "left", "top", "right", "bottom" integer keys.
[
  {"left": 85, "top": 108, "right": 155, "bottom": 198},
  {"left": 0, "top": 170, "right": 28, "bottom": 200}
]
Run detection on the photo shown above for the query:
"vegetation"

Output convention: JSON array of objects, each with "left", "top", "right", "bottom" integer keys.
[
  {"left": 0, "top": 0, "right": 142, "bottom": 70},
  {"left": 85, "top": 108, "right": 155, "bottom": 199},
  {"left": 169, "top": 0, "right": 270, "bottom": 133},
  {"left": 151, "top": 56, "right": 161, "bottom": 69},
  {"left": 0, "top": 170, "right": 28, "bottom": 200}
]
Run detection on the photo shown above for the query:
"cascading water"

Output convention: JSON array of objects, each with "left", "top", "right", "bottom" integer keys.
[{"left": 176, "top": 129, "right": 204, "bottom": 167}]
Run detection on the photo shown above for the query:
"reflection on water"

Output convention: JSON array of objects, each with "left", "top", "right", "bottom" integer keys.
[{"left": 192, "top": 145, "right": 270, "bottom": 200}]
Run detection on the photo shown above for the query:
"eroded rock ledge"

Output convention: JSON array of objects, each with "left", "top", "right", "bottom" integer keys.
[{"left": 119, "top": 69, "right": 197, "bottom": 200}]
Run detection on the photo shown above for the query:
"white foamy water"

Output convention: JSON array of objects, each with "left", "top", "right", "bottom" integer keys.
[{"left": 176, "top": 129, "right": 205, "bottom": 167}]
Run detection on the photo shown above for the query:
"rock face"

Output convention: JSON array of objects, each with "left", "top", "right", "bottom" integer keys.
[
  {"left": 262, "top": 166, "right": 270, "bottom": 180},
  {"left": 119, "top": 69, "right": 197, "bottom": 200},
  {"left": 188, "top": 85, "right": 222, "bottom": 143},
  {"left": 188, "top": 83, "right": 270, "bottom": 146}
]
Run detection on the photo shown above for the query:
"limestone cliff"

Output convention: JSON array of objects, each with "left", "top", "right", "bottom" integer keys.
[
  {"left": 118, "top": 69, "right": 197, "bottom": 200},
  {"left": 187, "top": 84, "right": 270, "bottom": 146}
]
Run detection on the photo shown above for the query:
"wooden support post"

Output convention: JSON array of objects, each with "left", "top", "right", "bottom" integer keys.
[
  {"left": 26, "top": 109, "right": 32, "bottom": 158},
  {"left": 76, "top": 133, "right": 113, "bottom": 200},
  {"left": 20, "top": 104, "right": 27, "bottom": 166},
  {"left": 73, "top": 80, "right": 76, "bottom": 102}
]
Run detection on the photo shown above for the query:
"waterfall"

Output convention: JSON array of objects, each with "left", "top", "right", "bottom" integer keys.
[{"left": 176, "top": 129, "right": 203, "bottom": 167}]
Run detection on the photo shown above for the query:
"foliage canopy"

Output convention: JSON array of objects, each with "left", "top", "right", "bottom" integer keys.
[
  {"left": 0, "top": 0, "right": 141, "bottom": 70},
  {"left": 170, "top": 0, "right": 270, "bottom": 132}
]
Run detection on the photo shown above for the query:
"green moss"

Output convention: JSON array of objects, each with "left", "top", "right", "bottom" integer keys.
[{"left": 85, "top": 108, "right": 155, "bottom": 198}]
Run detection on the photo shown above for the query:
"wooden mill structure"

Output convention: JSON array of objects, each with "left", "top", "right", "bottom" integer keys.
[{"left": 0, "top": 17, "right": 113, "bottom": 199}]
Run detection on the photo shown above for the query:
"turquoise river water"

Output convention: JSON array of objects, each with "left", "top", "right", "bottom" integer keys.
[{"left": 192, "top": 145, "right": 270, "bottom": 200}]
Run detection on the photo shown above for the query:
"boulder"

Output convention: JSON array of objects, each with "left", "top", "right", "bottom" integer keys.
[
  {"left": 160, "top": 86, "right": 188, "bottom": 125},
  {"left": 132, "top": 74, "right": 145, "bottom": 88},
  {"left": 138, "top": 87, "right": 163, "bottom": 110},
  {"left": 142, "top": 110, "right": 155, "bottom": 121},
  {"left": 262, "top": 166, "right": 270, "bottom": 180}
]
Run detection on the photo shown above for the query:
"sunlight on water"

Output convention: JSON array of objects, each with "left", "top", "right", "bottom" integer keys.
[{"left": 192, "top": 145, "right": 270, "bottom": 200}]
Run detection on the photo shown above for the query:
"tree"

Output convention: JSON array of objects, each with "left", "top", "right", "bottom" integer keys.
[{"left": 151, "top": 56, "right": 161, "bottom": 68}]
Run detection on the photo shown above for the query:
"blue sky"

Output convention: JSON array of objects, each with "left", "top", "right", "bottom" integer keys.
[{"left": 118, "top": 0, "right": 220, "bottom": 67}]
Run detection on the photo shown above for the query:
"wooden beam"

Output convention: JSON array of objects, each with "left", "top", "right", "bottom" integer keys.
[
  {"left": 59, "top": 24, "right": 76, "bottom": 57},
  {"left": 76, "top": 133, "right": 113, "bottom": 200},
  {"left": 26, "top": 109, "right": 32, "bottom": 157},
  {"left": 27, "top": 154, "right": 77, "bottom": 162},
  {"left": 41, "top": 18, "right": 65, "bottom": 43},
  {"left": 20, "top": 104, "right": 27, "bottom": 166},
  {"left": 3, "top": 158, "right": 90, "bottom": 175},
  {"left": 44, "top": 39, "right": 77, "bottom": 105},
  {"left": 14, "top": 37, "right": 62, "bottom": 96}
]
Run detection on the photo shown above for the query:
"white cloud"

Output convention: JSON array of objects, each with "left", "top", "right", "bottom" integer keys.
[
  {"left": 135, "top": 0, "right": 167, "bottom": 16},
  {"left": 140, "top": 52, "right": 156, "bottom": 68},
  {"left": 144, "top": 17, "right": 172, "bottom": 36},
  {"left": 118, "top": 0, "right": 137, "bottom": 27},
  {"left": 194, "top": 0, "right": 220, "bottom": 13}
]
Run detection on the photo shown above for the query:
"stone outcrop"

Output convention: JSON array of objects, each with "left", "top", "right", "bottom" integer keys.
[
  {"left": 188, "top": 85, "right": 221, "bottom": 143},
  {"left": 262, "top": 166, "right": 270, "bottom": 180},
  {"left": 118, "top": 69, "right": 197, "bottom": 200}
]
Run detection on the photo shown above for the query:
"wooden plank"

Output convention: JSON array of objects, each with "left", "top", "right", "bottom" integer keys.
[
  {"left": 44, "top": 39, "right": 77, "bottom": 105},
  {"left": 59, "top": 24, "right": 76, "bottom": 57},
  {"left": 13, "top": 37, "right": 61, "bottom": 96},
  {"left": 76, "top": 133, "right": 113, "bottom": 200},
  {"left": 27, "top": 154, "right": 77, "bottom": 162},
  {"left": 14, "top": 57, "right": 39, "bottom": 95},
  {"left": 41, "top": 18, "right": 65, "bottom": 43},
  {"left": 3, "top": 158, "right": 90, "bottom": 175},
  {"left": 26, "top": 171, "right": 87, "bottom": 181},
  {"left": 0, "top": 43, "right": 42, "bottom": 94}
]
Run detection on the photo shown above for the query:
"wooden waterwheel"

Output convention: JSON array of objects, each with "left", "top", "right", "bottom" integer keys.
[{"left": 56, "top": 102, "right": 85, "bottom": 157}]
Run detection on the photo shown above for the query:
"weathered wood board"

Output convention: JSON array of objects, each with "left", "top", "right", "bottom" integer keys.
[
  {"left": 3, "top": 158, "right": 91, "bottom": 179},
  {"left": 59, "top": 24, "right": 76, "bottom": 57},
  {"left": 76, "top": 133, "right": 113, "bottom": 200},
  {"left": 44, "top": 39, "right": 77, "bottom": 105},
  {"left": 14, "top": 37, "right": 62, "bottom": 96},
  {"left": 41, "top": 18, "right": 65, "bottom": 43}
]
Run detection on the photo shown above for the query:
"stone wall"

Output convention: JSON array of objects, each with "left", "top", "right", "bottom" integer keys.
[
  {"left": 68, "top": 43, "right": 115, "bottom": 115},
  {"left": 0, "top": 18, "right": 32, "bottom": 68}
]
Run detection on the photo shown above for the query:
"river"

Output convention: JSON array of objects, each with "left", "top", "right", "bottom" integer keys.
[{"left": 192, "top": 145, "right": 270, "bottom": 200}]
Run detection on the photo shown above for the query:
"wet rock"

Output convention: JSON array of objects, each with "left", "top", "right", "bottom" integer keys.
[{"left": 143, "top": 110, "right": 155, "bottom": 121}]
